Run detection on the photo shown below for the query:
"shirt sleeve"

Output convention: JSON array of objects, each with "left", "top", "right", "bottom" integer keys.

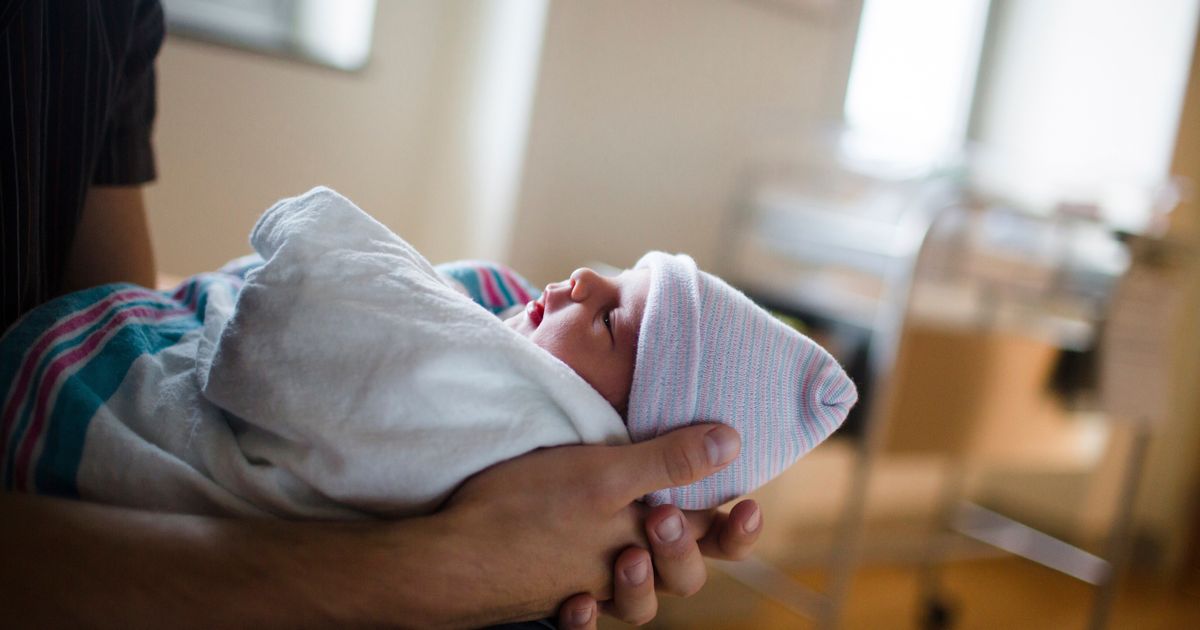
[{"left": 92, "top": 0, "right": 164, "bottom": 186}]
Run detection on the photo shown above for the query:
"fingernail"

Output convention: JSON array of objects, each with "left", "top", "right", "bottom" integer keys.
[
  {"left": 622, "top": 558, "right": 649, "bottom": 586},
  {"left": 744, "top": 507, "right": 762, "bottom": 534},
  {"left": 655, "top": 514, "right": 684, "bottom": 543},
  {"left": 571, "top": 604, "right": 593, "bottom": 626},
  {"left": 705, "top": 427, "right": 738, "bottom": 466}
]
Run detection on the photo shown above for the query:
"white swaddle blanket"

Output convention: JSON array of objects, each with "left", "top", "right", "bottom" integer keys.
[{"left": 81, "top": 187, "right": 629, "bottom": 518}]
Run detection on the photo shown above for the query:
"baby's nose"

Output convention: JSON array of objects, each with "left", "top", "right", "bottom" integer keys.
[
  {"left": 545, "top": 278, "right": 573, "bottom": 293},
  {"left": 569, "top": 268, "right": 599, "bottom": 301}
]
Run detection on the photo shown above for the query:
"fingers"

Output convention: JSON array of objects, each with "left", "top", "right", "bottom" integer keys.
[
  {"left": 558, "top": 593, "right": 598, "bottom": 630},
  {"left": 697, "top": 499, "right": 762, "bottom": 561},
  {"left": 592, "top": 501, "right": 760, "bottom": 627},
  {"left": 606, "top": 546, "right": 657, "bottom": 625},
  {"left": 645, "top": 504, "right": 707, "bottom": 597},
  {"left": 682, "top": 508, "right": 718, "bottom": 540},
  {"left": 614, "top": 424, "right": 741, "bottom": 504}
]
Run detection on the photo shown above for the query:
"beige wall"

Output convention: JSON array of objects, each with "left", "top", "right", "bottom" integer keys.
[
  {"left": 146, "top": 1, "right": 446, "bottom": 275},
  {"left": 508, "top": 0, "right": 861, "bottom": 284},
  {"left": 147, "top": 0, "right": 857, "bottom": 283},
  {"left": 139, "top": 0, "right": 1200, "bottom": 571},
  {"left": 1145, "top": 22, "right": 1200, "bottom": 576}
]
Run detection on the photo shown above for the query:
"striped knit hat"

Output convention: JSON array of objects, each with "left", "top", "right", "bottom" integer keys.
[{"left": 628, "top": 252, "right": 858, "bottom": 509}]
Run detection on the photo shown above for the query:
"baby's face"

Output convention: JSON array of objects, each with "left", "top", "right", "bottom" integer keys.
[{"left": 506, "top": 267, "right": 650, "bottom": 414}]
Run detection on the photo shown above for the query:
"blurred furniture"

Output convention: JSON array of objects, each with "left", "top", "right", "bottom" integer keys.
[
  {"left": 715, "top": 153, "right": 954, "bottom": 628},
  {"left": 714, "top": 147, "right": 1159, "bottom": 628}
]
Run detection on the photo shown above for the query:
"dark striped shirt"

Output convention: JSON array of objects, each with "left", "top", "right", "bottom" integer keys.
[{"left": 1, "top": 0, "right": 163, "bottom": 334}]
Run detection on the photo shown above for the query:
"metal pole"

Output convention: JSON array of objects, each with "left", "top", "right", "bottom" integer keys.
[
  {"left": 916, "top": 458, "right": 968, "bottom": 628},
  {"left": 1087, "top": 422, "right": 1152, "bottom": 630},
  {"left": 820, "top": 439, "right": 876, "bottom": 629}
]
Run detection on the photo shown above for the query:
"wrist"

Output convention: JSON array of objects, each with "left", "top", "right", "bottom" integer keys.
[
  {"left": 211, "top": 516, "right": 465, "bottom": 629},
  {"left": 321, "top": 514, "right": 472, "bottom": 628},
  {"left": 423, "top": 504, "right": 559, "bottom": 627}
]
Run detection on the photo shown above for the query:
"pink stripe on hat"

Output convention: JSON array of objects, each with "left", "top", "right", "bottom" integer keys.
[{"left": 627, "top": 252, "right": 858, "bottom": 509}]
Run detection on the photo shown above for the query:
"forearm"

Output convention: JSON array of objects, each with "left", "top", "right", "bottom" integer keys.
[
  {"left": 62, "top": 186, "right": 156, "bottom": 293},
  {"left": 0, "top": 493, "right": 483, "bottom": 629},
  {"left": 0, "top": 425, "right": 754, "bottom": 628}
]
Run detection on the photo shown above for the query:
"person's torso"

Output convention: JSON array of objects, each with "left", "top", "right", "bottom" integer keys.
[{"left": 0, "top": 0, "right": 163, "bottom": 333}]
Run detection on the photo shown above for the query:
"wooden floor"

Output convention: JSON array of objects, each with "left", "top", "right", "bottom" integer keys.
[{"left": 601, "top": 557, "right": 1200, "bottom": 629}]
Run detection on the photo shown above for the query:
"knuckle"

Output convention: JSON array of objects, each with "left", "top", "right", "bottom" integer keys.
[
  {"left": 676, "top": 574, "right": 706, "bottom": 597},
  {"left": 659, "top": 554, "right": 707, "bottom": 597},
  {"left": 588, "top": 466, "right": 624, "bottom": 505},
  {"left": 585, "top": 477, "right": 611, "bottom": 505},
  {"left": 661, "top": 443, "right": 702, "bottom": 488},
  {"left": 662, "top": 573, "right": 704, "bottom": 597}
]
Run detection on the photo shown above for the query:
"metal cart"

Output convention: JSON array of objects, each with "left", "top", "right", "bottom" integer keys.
[{"left": 711, "top": 151, "right": 1162, "bottom": 629}]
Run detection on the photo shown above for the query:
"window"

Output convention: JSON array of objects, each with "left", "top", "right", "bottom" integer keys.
[
  {"left": 969, "top": 0, "right": 1199, "bottom": 232},
  {"left": 842, "top": 0, "right": 991, "bottom": 169},
  {"left": 162, "top": 0, "right": 377, "bottom": 71}
]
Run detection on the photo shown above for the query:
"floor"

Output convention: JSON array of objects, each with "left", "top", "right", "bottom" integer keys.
[{"left": 601, "top": 557, "right": 1200, "bottom": 629}]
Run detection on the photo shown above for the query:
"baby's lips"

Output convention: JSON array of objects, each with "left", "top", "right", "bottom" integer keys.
[{"left": 526, "top": 298, "right": 544, "bottom": 326}]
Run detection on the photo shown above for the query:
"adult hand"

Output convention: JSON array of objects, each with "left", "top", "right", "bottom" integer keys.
[
  {"left": 556, "top": 500, "right": 763, "bottom": 628},
  {"left": 0, "top": 424, "right": 758, "bottom": 629},
  {"left": 440, "top": 423, "right": 743, "bottom": 626}
]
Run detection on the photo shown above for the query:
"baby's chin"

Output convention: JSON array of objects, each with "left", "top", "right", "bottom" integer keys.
[{"left": 504, "top": 311, "right": 534, "bottom": 337}]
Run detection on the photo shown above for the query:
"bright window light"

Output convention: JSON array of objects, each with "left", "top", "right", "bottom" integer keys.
[
  {"left": 842, "top": 0, "right": 991, "bottom": 168},
  {"left": 296, "top": 0, "right": 376, "bottom": 71},
  {"left": 163, "top": 0, "right": 376, "bottom": 71},
  {"left": 969, "top": 0, "right": 1199, "bottom": 231}
]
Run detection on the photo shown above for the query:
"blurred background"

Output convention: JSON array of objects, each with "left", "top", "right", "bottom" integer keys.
[{"left": 148, "top": 0, "right": 1200, "bottom": 627}]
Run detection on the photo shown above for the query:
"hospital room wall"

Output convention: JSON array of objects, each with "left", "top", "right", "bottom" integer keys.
[
  {"left": 506, "top": 0, "right": 863, "bottom": 283},
  {"left": 1154, "top": 27, "right": 1200, "bottom": 579},
  {"left": 145, "top": 0, "right": 859, "bottom": 283},
  {"left": 146, "top": 1, "right": 453, "bottom": 274}
]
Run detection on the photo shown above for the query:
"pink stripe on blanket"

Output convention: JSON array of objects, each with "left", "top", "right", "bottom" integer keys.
[
  {"left": 499, "top": 268, "right": 532, "bottom": 304},
  {"left": 1, "top": 289, "right": 160, "bottom": 454},
  {"left": 11, "top": 306, "right": 189, "bottom": 491},
  {"left": 477, "top": 267, "right": 505, "bottom": 308}
]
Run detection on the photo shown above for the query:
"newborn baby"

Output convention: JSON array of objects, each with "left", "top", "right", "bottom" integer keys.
[
  {"left": 502, "top": 255, "right": 857, "bottom": 507},
  {"left": 0, "top": 187, "right": 855, "bottom": 516}
]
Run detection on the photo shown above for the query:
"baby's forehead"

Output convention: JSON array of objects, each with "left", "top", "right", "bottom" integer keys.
[
  {"left": 620, "top": 266, "right": 651, "bottom": 308},
  {"left": 620, "top": 267, "right": 652, "bottom": 347}
]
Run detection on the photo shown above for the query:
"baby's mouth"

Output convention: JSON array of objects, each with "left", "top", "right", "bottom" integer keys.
[{"left": 526, "top": 297, "right": 544, "bottom": 327}]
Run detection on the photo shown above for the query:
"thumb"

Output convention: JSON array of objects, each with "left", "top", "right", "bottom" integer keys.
[{"left": 615, "top": 423, "right": 740, "bottom": 505}]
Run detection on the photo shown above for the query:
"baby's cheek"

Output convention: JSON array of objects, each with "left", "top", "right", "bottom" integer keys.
[
  {"left": 532, "top": 333, "right": 584, "bottom": 375},
  {"left": 532, "top": 330, "right": 630, "bottom": 412}
]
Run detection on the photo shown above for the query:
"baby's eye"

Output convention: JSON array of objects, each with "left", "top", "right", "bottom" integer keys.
[{"left": 602, "top": 312, "right": 612, "bottom": 331}]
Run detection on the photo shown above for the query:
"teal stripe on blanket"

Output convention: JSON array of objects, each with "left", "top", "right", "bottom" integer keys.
[
  {"left": 34, "top": 319, "right": 196, "bottom": 496},
  {"left": 32, "top": 278, "right": 232, "bottom": 495},
  {"left": 456, "top": 269, "right": 486, "bottom": 308},
  {"left": 1, "top": 275, "right": 238, "bottom": 495},
  {"left": 438, "top": 261, "right": 540, "bottom": 315},
  {"left": 488, "top": 268, "right": 516, "bottom": 306},
  {"left": 0, "top": 285, "right": 144, "bottom": 485},
  {"left": 3, "top": 293, "right": 180, "bottom": 485}
]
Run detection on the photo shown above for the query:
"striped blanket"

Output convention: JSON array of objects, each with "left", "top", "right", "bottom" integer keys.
[
  {"left": 0, "top": 265, "right": 250, "bottom": 497},
  {"left": 0, "top": 247, "right": 551, "bottom": 512}
]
